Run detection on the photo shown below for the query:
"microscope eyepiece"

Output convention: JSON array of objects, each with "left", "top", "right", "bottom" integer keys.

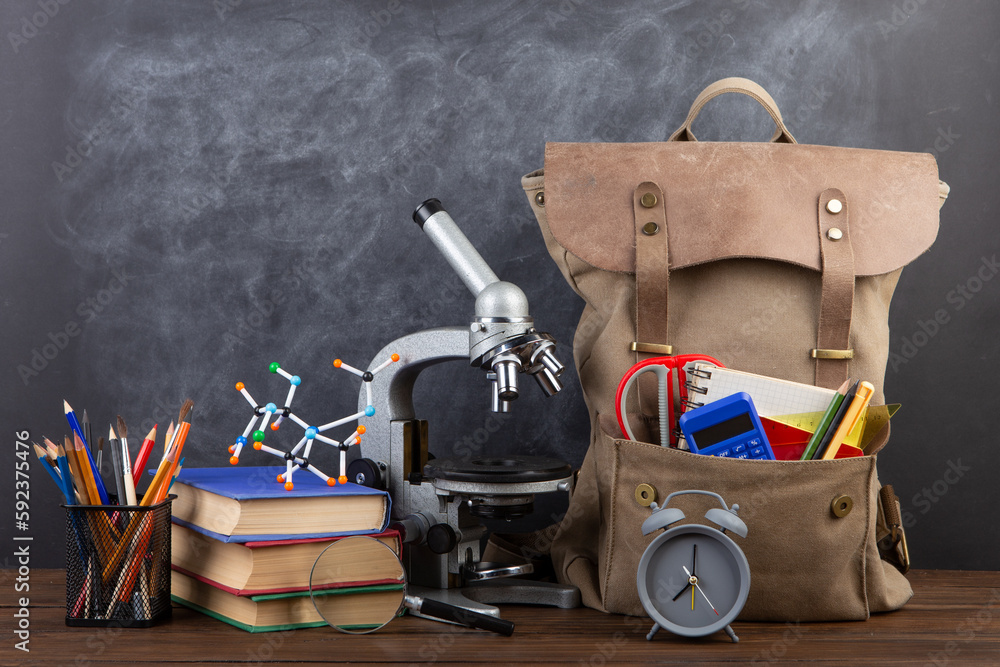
[{"left": 413, "top": 198, "right": 445, "bottom": 228}]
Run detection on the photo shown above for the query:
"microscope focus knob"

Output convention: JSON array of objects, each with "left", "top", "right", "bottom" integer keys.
[{"left": 426, "top": 524, "right": 459, "bottom": 554}]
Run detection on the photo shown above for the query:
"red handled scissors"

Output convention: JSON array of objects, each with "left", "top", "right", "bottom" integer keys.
[{"left": 615, "top": 354, "right": 724, "bottom": 447}]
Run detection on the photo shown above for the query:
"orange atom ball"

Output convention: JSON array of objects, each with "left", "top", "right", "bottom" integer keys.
[
  {"left": 284, "top": 482, "right": 293, "bottom": 491},
  {"left": 357, "top": 425, "right": 366, "bottom": 435},
  {"left": 235, "top": 382, "right": 244, "bottom": 390},
  {"left": 391, "top": 353, "right": 400, "bottom": 362},
  {"left": 326, "top": 478, "right": 336, "bottom": 486},
  {"left": 228, "top": 445, "right": 235, "bottom": 453},
  {"left": 229, "top": 456, "right": 238, "bottom": 465},
  {"left": 254, "top": 442, "right": 262, "bottom": 450},
  {"left": 270, "top": 423, "right": 280, "bottom": 431},
  {"left": 277, "top": 474, "right": 284, "bottom": 482},
  {"left": 338, "top": 475, "right": 348, "bottom": 485},
  {"left": 333, "top": 359, "right": 342, "bottom": 368}
]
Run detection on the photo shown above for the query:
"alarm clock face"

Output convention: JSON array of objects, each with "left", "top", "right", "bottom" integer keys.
[{"left": 637, "top": 524, "right": 750, "bottom": 637}]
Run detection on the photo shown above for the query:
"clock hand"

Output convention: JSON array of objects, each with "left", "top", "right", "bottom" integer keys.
[
  {"left": 692, "top": 543, "right": 697, "bottom": 577},
  {"left": 683, "top": 565, "right": 719, "bottom": 616},
  {"left": 671, "top": 581, "right": 692, "bottom": 601}
]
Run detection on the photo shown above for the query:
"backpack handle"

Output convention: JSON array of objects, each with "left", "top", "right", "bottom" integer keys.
[{"left": 668, "top": 77, "right": 797, "bottom": 144}]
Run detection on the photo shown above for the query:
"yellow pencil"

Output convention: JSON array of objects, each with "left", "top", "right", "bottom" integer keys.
[
  {"left": 59, "top": 436, "right": 89, "bottom": 505},
  {"left": 74, "top": 433, "right": 102, "bottom": 505},
  {"left": 822, "top": 381, "right": 875, "bottom": 460}
]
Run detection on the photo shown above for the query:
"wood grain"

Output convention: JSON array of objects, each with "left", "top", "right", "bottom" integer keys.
[{"left": 2, "top": 570, "right": 998, "bottom": 665}]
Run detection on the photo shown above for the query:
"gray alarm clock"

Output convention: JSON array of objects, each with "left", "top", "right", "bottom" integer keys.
[{"left": 636, "top": 489, "right": 751, "bottom": 643}]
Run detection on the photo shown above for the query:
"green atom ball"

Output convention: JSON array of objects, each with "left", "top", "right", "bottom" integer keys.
[
  {"left": 252, "top": 430, "right": 265, "bottom": 442},
  {"left": 269, "top": 362, "right": 280, "bottom": 373}
]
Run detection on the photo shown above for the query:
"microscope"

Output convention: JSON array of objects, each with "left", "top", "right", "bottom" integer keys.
[{"left": 353, "top": 199, "right": 580, "bottom": 615}]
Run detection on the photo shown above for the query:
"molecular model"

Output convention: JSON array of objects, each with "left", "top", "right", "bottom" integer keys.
[{"left": 229, "top": 354, "right": 399, "bottom": 490}]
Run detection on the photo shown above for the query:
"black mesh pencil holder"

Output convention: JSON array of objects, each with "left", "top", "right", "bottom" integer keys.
[{"left": 63, "top": 497, "right": 174, "bottom": 627}]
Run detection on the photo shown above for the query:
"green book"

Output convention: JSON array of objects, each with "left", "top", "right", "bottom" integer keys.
[{"left": 171, "top": 570, "right": 404, "bottom": 633}]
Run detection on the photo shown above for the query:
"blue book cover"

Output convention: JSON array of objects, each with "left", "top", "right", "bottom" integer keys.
[{"left": 169, "top": 466, "right": 390, "bottom": 543}]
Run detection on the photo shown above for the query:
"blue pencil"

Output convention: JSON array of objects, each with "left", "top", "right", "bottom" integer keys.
[
  {"left": 54, "top": 445, "right": 77, "bottom": 505},
  {"left": 33, "top": 443, "right": 70, "bottom": 502},
  {"left": 64, "top": 400, "right": 110, "bottom": 504}
]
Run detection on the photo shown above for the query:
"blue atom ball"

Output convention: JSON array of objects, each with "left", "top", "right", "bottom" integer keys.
[
  {"left": 305, "top": 427, "right": 318, "bottom": 438},
  {"left": 291, "top": 376, "right": 301, "bottom": 386},
  {"left": 265, "top": 402, "right": 277, "bottom": 413},
  {"left": 237, "top": 436, "right": 247, "bottom": 445},
  {"left": 365, "top": 405, "right": 376, "bottom": 417}
]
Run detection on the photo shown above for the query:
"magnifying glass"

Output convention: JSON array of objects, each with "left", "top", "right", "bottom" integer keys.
[{"left": 308, "top": 535, "right": 514, "bottom": 636}]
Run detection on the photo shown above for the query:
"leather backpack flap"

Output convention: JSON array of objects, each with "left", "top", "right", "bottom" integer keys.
[
  {"left": 539, "top": 141, "right": 944, "bottom": 416},
  {"left": 542, "top": 141, "right": 941, "bottom": 278}
]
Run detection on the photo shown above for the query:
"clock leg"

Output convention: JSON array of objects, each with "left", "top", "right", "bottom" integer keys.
[
  {"left": 646, "top": 623, "right": 660, "bottom": 641},
  {"left": 724, "top": 625, "right": 739, "bottom": 643}
]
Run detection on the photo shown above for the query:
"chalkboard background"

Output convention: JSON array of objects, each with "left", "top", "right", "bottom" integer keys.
[{"left": 2, "top": 0, "right": 996, "bottom": 570}]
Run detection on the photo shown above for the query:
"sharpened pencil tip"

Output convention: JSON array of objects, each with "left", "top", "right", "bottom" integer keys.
[
  {"left": 63, "top": 399, "right": 73, "bottom": 413},
  {"left": 109, "top": 425, "right": 117, "bottom": 440}
]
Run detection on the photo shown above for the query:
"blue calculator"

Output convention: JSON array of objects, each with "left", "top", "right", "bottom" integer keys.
[{"left": 678, "top": 392, "right": 775, "bottom": 460}]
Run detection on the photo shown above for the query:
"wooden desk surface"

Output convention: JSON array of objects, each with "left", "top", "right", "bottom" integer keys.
[{"left": 2, "top": 569, "right": 998, "bottom": 666}]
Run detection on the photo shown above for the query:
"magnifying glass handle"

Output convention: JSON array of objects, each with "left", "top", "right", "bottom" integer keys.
[{"left": 406, "top": 595, "right": 515, "bottom": 636}]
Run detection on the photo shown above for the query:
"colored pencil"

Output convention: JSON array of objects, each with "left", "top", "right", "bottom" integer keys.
[
  {"left": 812, "top": 381, "right": 860, "bottom": 460},
  {"left": 161, "top": 422, "right": 175, "bottom": 462},
  {"left": 66, "top": 400, "right": 110, "bottom": 504},
  {"left": 822, "top": 381, "right": 876, "bottom": 460},
  {"left": 800, "top": 379, "right": 851, "bottom": 460},
  {"left": 33, "top": 443, "right": 66, "bottom": 495},
  {"left": 155, "top": 420, "right": 189, "bottom": 505},
  {"left": 60, "top": 436, "right": 90, "bottom": 505},
  {"left": 74, "top": 433, "right": 102, "bottom": 506},
  {"left": 54, "top": 445, "right": 77, "bottom": 505},
  {"left": 132, "top": 425, "right": 157, "bottom": 490},
  {"left": 63, "top": 400, "right": 88, "bottom": 446}
]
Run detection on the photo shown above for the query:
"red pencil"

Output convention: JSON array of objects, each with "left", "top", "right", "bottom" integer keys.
[{"left": 131, "top": 425, "right": 157, "bottom": 489}]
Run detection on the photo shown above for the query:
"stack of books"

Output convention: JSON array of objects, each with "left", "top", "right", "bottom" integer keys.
[{"left": 169, "top": 466, "right": 399, "bottom": 632}]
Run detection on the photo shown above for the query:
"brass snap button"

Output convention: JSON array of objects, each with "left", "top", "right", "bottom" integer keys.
[
  {"left": 534, "top": 191, "right": 545, "bottom": 207},
  {"left": 635, "top": 483, "right": 657, "bottom": 507},
  {"left": 826, "top": 198, "right": 843, "bottom": 214},
  {"left": 640, "top": 192, "right": 658, "bottom": 208},
  {"left": 642, "top": 222, "right": 659, "bottom": 236},
  {"left": 827, "top": 227, "right": 843, "bottom": 241},
  {"left": 831, "top": 494, "right": 853, "bottom": 518}
]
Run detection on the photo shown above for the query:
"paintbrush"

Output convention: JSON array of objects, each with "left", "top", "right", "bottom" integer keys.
[{"left": 117, "top": 416, "right": 137, "bottom": 505}]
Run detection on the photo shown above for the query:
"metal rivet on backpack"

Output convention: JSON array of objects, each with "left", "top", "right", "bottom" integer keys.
[
  {"left": 640, "top": 192, "right": 658, "bottom": 208},
  {"left": 827, "top": 227, "right": 843, "bottom": 241},
  {"left": 635, "top": 483, "right": 657, "bottom": 507},
  {"left": 642, "top": 222, "right": 659, "bottom": 236},
  {"left": 534, "top": 191, "right": 545, "bottom": 207},
  {"left": 831, "top": 494, "right": 853, "bottom": 518},
  {"left": 826, "top": 198, "right": 843, "bottom": 214}
]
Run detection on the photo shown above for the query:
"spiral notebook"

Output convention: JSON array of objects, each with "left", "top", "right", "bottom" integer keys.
[{"left": 683, "top": 362, "right": 837, "bottom": 419}]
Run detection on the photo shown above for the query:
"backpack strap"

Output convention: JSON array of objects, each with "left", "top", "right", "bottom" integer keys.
[
  {"left": 632, "top": 182, "right": 671, "bottom": 417},
  {"left": 814, "top": 188, "right": 855, "bottom": 388}
]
